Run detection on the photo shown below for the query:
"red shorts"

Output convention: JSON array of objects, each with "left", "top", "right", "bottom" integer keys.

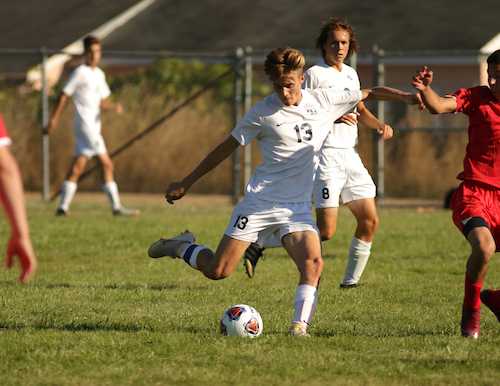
[{"left": 451, "top": 181, "right": 500, "bottom": 248}]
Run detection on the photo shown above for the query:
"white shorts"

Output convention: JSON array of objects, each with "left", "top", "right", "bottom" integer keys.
[
  {"left": 224, "top": 196, "right": 318, "bottom": 243},
  {"left": 314, "top": 147, "right": 376, "bottom": 208},
  {"left": 75, "top": 133, "right": 107, "bottom": 158}
]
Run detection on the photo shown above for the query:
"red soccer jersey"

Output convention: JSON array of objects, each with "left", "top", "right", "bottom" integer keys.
[
  {"left": 453, "top": 86, "right": 500, "bottom": 188},
  {"left": 0, "top": 114, "right": 12, "bottom": 147}
]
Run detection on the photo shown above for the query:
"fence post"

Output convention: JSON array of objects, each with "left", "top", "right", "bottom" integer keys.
[
  {"left": 372, "top": 45, "right": 385, "bottom": 201},
  {"left": 40, "top": 47, "right": 50, "bottom": 201},
  {"left": 243, "top": 46, "right": 253, "bottom": 187},
  {"left": 232, "top": 47, "right": 244, "bottom": 204},
  {"left": 349, "top": 51, "right": 357, "bottom": 71}
]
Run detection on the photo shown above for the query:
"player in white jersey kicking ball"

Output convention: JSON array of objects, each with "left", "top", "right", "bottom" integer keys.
[
  {"left": 244, "top": 18, "right": 402, "bottom": 288},
  {"left": 148, "top": 47, "right": 420, "bottom": 336},
  {"left": 47, "top": 35, "right": 139, "bottom": 217}
]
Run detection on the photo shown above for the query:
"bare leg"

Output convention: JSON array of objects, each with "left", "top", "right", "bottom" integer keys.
[
  {"left": 315, "top": 207, "right": 338, "bottom": 241},
  {"left": 197, "top": 235, "right": 250, "bottom": 280},
  {"left": 346, "top": 198, "right": 379, "bottom": 242}
]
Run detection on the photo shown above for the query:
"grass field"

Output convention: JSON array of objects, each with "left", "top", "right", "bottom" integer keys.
[{"left": 1, "top": 193, "right": 499, "bottom": 386}]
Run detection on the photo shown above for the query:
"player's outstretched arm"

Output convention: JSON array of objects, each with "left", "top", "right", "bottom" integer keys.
[
  {"left": 357, "top": 101, "right": 393, "bottom": 140},
  {"left": 0, "top": 147, "right": 37, "bottom": 283},
  {"left": 46, "top": 93, "right": 70, "bottom": 134},
  {"left": 412, "top": 66, "right": 457, "bottom": 114},
  {"left": 165, "top": 135, "right": 240, "bottom": 204},
  {"left": 362, "top": 87, "right": 422, "bottom": 106}
]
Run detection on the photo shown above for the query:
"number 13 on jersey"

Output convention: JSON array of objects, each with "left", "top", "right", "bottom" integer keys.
[{"left": 294, "top": 123, "right": 313, "bottom": 143}]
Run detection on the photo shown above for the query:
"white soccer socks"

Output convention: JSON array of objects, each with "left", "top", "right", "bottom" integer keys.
[
  {"left": 292, "top": 284, "right": 318, "bottom": 326},
  {"left": 103, "top": 181, "right": 121, "bottom": 211},
  {"left": 178, "top": 243, "right": 208, "bottom": 270},
  {"left": 58, "top": 180, "right": 77, "bottom": 211},
  {"left": 341, "top": 237, "right": 372, "bottom": 286}
]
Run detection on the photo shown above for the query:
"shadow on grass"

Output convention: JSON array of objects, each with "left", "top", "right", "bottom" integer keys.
[
  {"left": 41, "top": 282, "right": 182, "bottom": 291},
  {"left": 0, "top": 280, "right": 184, "bottom": 292},
  {"left": 313, "top": 327, "right": 456, "bottom": 338},
  {"left": 0, "top": 320, "right": 153, "bottom": 332}
]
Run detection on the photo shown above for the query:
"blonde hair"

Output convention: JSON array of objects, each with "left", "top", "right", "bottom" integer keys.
[{"left": 264, "top": 48, "right": 305, "bottom": 81}]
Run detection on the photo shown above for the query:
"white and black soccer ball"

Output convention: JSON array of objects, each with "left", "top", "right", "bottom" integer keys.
[{"left": 220, "top": 304, "right": 263, "bottom": 338}]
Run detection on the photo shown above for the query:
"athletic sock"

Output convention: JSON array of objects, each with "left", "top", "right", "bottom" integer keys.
[
  {"left": 463, "top": 273, "right": 483, "bottom": 311},
  {"left": 292, "top": 284, "right": 317, "bottom": 325},
  {"left": 179, "top": 243, "right": 208, "bottom": 270},
  {"left": 59, "top": 180, "right": 77, "bottom": 211},
  {"left": 103, "top": 181, "right": 121, "bottom": 211},
  {"left": 341, "top": 237, "right": 372, "bottom": 286}
]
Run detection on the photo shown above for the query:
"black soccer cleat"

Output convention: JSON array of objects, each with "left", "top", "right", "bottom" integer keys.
[
  {"left": 339, "top": 283, "right": 360, "bottom": 289},
  {"left": 55, "top": 208, "right": 68, "bottom": 216},
  {"left": 243, "top": 243, "right": 265, "bottom": 278}
]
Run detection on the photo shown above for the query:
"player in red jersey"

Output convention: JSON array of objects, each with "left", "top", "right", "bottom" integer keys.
[
  {"left": 0, "top": 114, "right": 37, "bottom": 283},
  {"left": 412, "top": 49, "right": 500, "bottom": 338}
]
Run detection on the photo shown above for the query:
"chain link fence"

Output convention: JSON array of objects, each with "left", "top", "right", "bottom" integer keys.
[{"left": 0, "top": 48, "right": 486, "bottom": 202}]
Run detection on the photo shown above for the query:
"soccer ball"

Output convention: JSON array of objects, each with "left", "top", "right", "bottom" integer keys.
[{"left": 220, "top": 304, "right": 263, "bottom": 337}]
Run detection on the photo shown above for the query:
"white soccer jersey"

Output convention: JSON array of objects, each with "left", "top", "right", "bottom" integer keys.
[
  {"left": 63, "top": 64, "right": 111, "bottom": 143},
  {"left": 304, "top": 61, "right": 360, "bottom": 148},
  {"left": 231, "top": 88, "right": 362, "bottom": 203}
]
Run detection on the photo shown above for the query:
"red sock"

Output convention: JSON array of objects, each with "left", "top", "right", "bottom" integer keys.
[{"left": 463, "top": 274, "right": 483, "bottom": 311}]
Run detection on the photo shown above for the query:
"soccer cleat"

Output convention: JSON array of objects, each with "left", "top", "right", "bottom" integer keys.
[
  {"left": 243, "top": 243, "right": 265, "bottom": 278},
  {"left": 460, "top": 307, "right": 480, "bottom": 339},
  {"left": 288, "top": 321, "right": 310, "bottom": 337},
  {"left": 55, "top": 208, "right": 68, "bottom": 216},
  {"left": 113, "top": 207, "right": 140, "bottom": 216},
  {"left": 339, "top": 282, "right": 359, "bottom": 289},
  {"left": 480, "top": 290, "right": 500, "bottom": 322},
  {"left": 148, "top": 231, "right": 195, "bottom": 259}
]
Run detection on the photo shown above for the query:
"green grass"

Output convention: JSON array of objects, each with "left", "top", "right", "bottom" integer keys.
[{"left": 1, "top": 194, "right": 499, "bottom": 386}]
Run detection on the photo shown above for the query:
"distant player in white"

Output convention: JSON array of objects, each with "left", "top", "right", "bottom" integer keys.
[
  {"left": 47, "top": 35, "right": 139, "bottom": 216},
  {"left": 244, "top": 18, "right": 397, "bottom": 288},
  {"left": 147, "top": 48, "right": 420, "bottom": 336}
]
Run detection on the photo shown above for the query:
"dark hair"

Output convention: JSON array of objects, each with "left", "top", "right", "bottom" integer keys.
[
  {"left": 316, "top": 17, "right": 358, "bottom": 60},
  {"left": 264, "top": 47, "right": 305, "bottom": 81},
  {"left": 487, "top": 49, "right": 500, "bottom": 66},
  {"left": 83, "top": 35, "right": 100, "bottom": 52}
]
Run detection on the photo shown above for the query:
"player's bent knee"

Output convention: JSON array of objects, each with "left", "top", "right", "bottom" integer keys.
[
  {"left": 302, "top": 256, "right": 324, "bottom": 279},
  {"left": 102, "top": 162, "right": 114, "bottom": 173},
  {"left": 70, "top": 166, "right": 84, "bottom": 178},
  {"left": 475, "top": 240, "right": 496, "bottom": 261},
  {"left": 360, "top": 216, "right": 379, "bottom": 235}
]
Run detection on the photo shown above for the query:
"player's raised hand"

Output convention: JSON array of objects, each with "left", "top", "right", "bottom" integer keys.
[
  {"left": 165, "top": 181, "right": 188, "bottom": 204},
  {"left": 412, "top": 66, "right": 433, "bottom": 91},
  {"left": 377, "top": 123, "right": 393, "bottom": 140},
  {"left": 336, "top": 112, "right": 358, "bottom": 125},
  {"left": 5, "top": 235, "right": 37, "bottom": 283}
]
